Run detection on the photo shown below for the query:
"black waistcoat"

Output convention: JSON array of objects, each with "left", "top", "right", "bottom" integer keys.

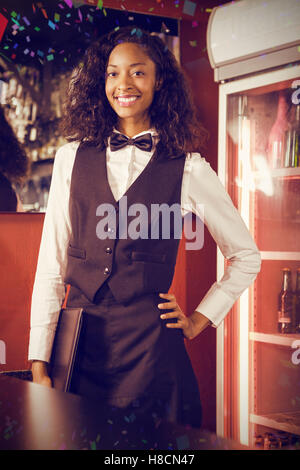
[{"left": 64, "top": 143, "right": 187, "bottom": 304}]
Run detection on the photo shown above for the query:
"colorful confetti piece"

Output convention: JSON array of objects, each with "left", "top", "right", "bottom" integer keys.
[
  {"left": 90, "top": 440, "right": 96, "bottom": 450},
  {"left": 183, "top": 0, "right": 196, "bottom": 16},
  {"left": 23, "top": 16, "right": 30, "bottom": 26},
  {"left": 64, "top": 0, "right": 73, "bottom": 8},
  {"left": 48, "top": 20, "right": 56, "bottom": 30},
  {"left": 0, "top": 13, "right": 8, "bottom": 43}
]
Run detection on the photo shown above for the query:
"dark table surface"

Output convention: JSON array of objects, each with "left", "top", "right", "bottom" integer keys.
[{"left": 0, "top": 376, "right": 249, "bottom": 451}]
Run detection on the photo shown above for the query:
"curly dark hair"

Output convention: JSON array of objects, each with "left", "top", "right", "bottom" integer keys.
[
  {"left": 60, "top": 26, "right": 209, "bottom": 158},
  {"left": 0, "top": 106, "right": 29, "bottom": 183}
]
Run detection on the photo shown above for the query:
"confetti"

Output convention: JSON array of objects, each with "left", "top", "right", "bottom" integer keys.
[
  {"left": 11, "top": 17, "right": 20, "bottom": 26},
  {"left": 0, "top": 13, "right": 8, "bottom": 42},
  {"left": 189, "top": 40, "right": 197, "bottom": 47},
  {"left": 54, "top": 13, "right": 60, "bottom": 22},
  {"left": 78, "top": 9, "right": 82, "bottom": 22},
  {"left": 48, "top": 20, "right": 56, "bottom": 30},
  {"left": 47, "top": 53, "right": 54, "bottom": 61},
  {"left": 64, "top": 0, "right": 73, "bottom": 8},
  {"left": 183, "top": 0, "right": 196, "bottom": 16},
  {"left": 23, "top": 16, "right": 30, "bottom": 26},
  {"left": 73, "top": 0, "right": 86, "bottom": 7},
  {"left": 41, "top": 8, "right": 48, "bottom": 19},
  {"left": 34, "top": 26, "right": 40, "bottom": 31},
  {"left": 90, "top": 441, "right": 96, "bottom": 450},
  {"left": 97, "top": 0, "right": 103, "bottom": 9}
]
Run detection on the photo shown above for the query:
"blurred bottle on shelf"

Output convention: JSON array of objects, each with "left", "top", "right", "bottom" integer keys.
[
  {"left": 283, "top": 104, "right": 300, "bottom": 168},
  {"left": 254, "top": 430, "right": 299, "bottom": 449},
  {"left": 267, "top": 91, "right": 289, "bottom": 169},
  {"left": 278, "top": 268, "right": 293, "bottom": 334},
  {"left": 263, "top": 432, "right": 282, "bottom": 449},
  {"left": 294, "top": 268, "right": 300, "bottom": 334},
  {"left": 254, "top": 433, "right": 264, "bottom": 448}
]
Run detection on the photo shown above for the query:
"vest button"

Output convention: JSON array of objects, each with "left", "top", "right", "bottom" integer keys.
[
  {"left": 106, "top": 247, "right": 112, "bottom": 254},
  {"left": 104, "top": 267, "right": 110, "bottom": 275}
]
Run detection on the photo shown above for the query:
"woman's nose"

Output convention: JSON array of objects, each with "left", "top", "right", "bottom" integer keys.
[{"left": 116, "top": 73, "right": 134, "bottom": 89}]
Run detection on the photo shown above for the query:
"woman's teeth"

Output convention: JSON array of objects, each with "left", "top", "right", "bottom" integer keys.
[{"left": 117, "top": 96, "right": 139, "bottom": 103}]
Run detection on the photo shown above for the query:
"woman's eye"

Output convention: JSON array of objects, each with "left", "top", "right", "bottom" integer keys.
[{"left": 106, "top": 71, "right": 144, "bottom": 77}]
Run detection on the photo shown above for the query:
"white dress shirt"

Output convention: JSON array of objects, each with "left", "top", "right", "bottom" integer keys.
[{"left": 28, "top": 128, "right": 261, "bottom": 363}]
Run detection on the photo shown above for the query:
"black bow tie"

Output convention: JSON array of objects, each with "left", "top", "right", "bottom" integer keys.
[{"left": 110, "top": 132, "right": 153, "bottom": 152}]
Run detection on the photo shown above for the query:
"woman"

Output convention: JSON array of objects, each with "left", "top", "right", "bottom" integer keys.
[
  {"left": 0, "top": 106, "right": 28, "bottom": 211},
  {"left": 29, "top": 26, "right": 261, "bottom": 430}
]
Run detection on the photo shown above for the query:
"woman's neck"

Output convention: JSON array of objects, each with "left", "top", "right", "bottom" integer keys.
[{"left": 116, "top": 120, "right": 152, "bottom": 138}]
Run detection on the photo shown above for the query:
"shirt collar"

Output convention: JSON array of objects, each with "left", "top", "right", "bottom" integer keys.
[{"left": 111, "top": 127, "right": 159, "bottom": 139}]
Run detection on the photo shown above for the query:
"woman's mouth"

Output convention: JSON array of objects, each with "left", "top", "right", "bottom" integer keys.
[{"left": 115, "top": 96, "right": 140, "bottom": 107}]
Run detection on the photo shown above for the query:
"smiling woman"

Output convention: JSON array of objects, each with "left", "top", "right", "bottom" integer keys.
[
  {"left": 105, "top": 42, "right": 160, "bottom": 137},
  {"left": 60, "top": 25, "right": 209, "bottom": 159},
  {"left": 29, "top": 25, "right": 261, "bottom": 433}
]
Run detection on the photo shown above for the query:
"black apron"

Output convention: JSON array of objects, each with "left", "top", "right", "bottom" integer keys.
[{"left": 67, "top": 283, "right": 202, "bottom": 429}]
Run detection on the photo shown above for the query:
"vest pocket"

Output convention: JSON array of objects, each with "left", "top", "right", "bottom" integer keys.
[
  {"left": 67, "top": 245, "right": 86, "bottom": 259},
  {"left": 143, "top": 261, "right": 174, "bottom": 292},
  {"left": 130, "top": 251, "right": 167, "bottom": 264}
]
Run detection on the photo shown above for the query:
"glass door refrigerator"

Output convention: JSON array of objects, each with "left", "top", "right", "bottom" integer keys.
[{"left": 207, "top": 0, "right": 300, "bottom": 449}]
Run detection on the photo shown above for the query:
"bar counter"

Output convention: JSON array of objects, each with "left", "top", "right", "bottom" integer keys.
[{"left": 0, "top": 376, "right": 248, "bottom": 451}]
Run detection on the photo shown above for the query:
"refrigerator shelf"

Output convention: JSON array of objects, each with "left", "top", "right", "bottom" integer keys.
[
  {"left": 259, "top": 251, "right": 300, "bottom": 261},
  {"left": 254, "top": 167, "right": 300, "bottom": 180},
  {"left": 250, "top": 411, "right": 300, "bottom": 436},
  {"left": 250, "top": 331, "right": 300, "bottom": 347}
]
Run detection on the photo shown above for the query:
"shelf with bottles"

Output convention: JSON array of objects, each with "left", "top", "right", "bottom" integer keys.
[
  {"left": 249, "top": 341, "right": 300, "bottom": 437},
  {"left": 252, "top": 424, "right": 300, "bottom": 450},
  {"left": 251, "top": 412, "right": 300, "bottom": 437},
  {"left": 253, "top": 261, "right": 300, "bottom": 335},
  {"left": 264, "top": 91, "right": 300, "bottom": 171},
  {"left": 253, "top": 178, "right": 300, "bottom": 251}
]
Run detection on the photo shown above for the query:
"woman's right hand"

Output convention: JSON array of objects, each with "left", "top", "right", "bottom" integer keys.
[{"left": 31, "top": 360, "right": 52, "bottom": 388}]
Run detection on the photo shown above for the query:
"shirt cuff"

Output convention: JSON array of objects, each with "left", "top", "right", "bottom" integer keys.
[
  {"left": 28, "top": 326, "right": 56, "bottom": 363},
  {"left": 194, "top": 283, "right": 236, "bottom": 328}
]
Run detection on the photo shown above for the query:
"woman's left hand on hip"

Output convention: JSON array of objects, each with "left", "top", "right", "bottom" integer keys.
[{"left": 158, "top": 292, "right": 195, "bottom": 340}]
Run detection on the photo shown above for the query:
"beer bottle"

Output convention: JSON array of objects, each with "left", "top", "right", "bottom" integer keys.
[
  {"left": 294, "top": 268, "right": 300, "bottom": 334},
  {"left": 278, "top": 268, "right": 293, "bottom": 334}
]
